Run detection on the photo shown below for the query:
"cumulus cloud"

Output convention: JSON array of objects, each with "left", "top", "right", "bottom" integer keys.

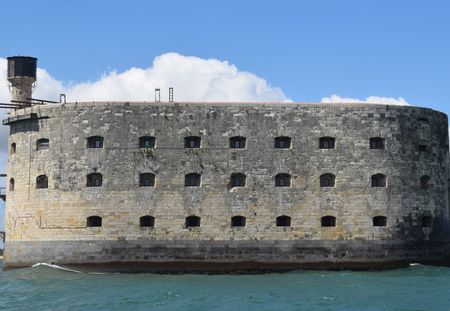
[
  {"left": 321, "top": 94, "right": 410, "bottom": 106},
  {"left": 53, "top": 53, "right": 290, "bottom": 103}
]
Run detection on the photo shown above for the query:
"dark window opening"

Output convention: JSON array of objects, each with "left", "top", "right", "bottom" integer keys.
[
  {"left": 185, "top": 215, "right": 200, "bottom": 227},
  {"left": 10, "top": 143, "right": 16, "bottom": 154},
  {"left": 231, "top": 216, "right": 246, "bottom": 227},
  {"left": 319, "top": 137, "right": 335, "bottom": 149},
  {"left": 139, "top": 136, "right": 155, "bottom": 148},
  {"left": 87, "top": 216, "right": 102, "bottom": 227},
  {"left": 139, "top": 173, "right": 155, "bottom": 187},
  {"left": 275, "top": 173, "right": 291, "bottom": 187},
  {"left": 320, "top": 173, "right": 335, "bottom": 187},
  {"left": 371, "top": 174, "right": 386, "bottom": 187},
  {"left": 87, "top": 136, "right": 104, "bottom": 148},
  {"left": 230, "top": 136, "right": 246, "bottom": 149},
  {"left": 9, "top": 178, "right": 14, "bottom": 191},
  {"left": 230, "top": 173, "right": 246, "bottom": 188},
  {"left": 140, "top": 215, "right": 155, "bottom": 227},
  {"left": 87, "top": 173, "right": 103, "bottom": 187},
  {"left": 185, "top": 173, "right": 201, "bottom": 187},
  {"left": 321, "top": 216, "right": 336, "bottom": 227},
  {"left": 276, "top": 215, "right": 291, "bottom": 227},
  {"left": 370, "top": 137, "right": 385, "bottom": 149},
  {"left": 373, "top": 216, "right": 387, "bottom": 227},
  {"left": 418, "top": 117, "right": 429, "bottom": 123},
  {"left": 36, "top": 175, "right": 48, "bottom": 189},
  {"left": 184, "top": 136, "right": 201, "bottom": 148},
  {"left": 420, "top": 175, "right": 430, "bottom": 190},
  {"left": 421, "top": 216, "right": 432, "bottom": 228},
  {"left": 274, "top": 136, "right": 291, "bottom": 149},
  {"left": 418, "top": 144, "right": 428, "bottom": 152},
  {"left": 36, "top": 138, "right": 49, "bottom": 150}
]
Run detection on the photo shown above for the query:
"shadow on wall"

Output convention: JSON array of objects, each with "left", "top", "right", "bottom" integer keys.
[{"left": 10, "top": 119, "right": 40, "bottom": 135}]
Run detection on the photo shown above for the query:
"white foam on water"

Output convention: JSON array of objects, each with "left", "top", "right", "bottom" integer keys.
[
  {"left": 31, "top": 262, "right": 120, "bottom": 274},
  {"left": 32, "top": 262, "right": 84, "bottom": 273},
  {"left": 409, "top": 263, "right": 423, "bottom": 267}
]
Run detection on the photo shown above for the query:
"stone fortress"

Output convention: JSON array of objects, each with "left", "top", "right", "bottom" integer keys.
[{"left": 2, "top": 56, "right": 450, "bottom": 272}]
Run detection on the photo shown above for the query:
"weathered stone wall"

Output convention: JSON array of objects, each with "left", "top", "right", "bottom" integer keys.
[
  {"left": 3, "top": 102, "right": 449, "bottom": 269},
  {"left": 5, "top": 240, "right": 450, "bottom": 272}
]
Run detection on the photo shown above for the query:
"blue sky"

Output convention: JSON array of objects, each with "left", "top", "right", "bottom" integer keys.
[
  {"left": 1, "top": 0, "right": 450, "bottom": 108},
  {"left": 1, "top": 0, "right": 450, "bottom": 245}
]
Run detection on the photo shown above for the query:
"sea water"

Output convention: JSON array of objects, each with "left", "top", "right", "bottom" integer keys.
[{"left": 1, "top": 260, "right": 450, "bottom": 311}]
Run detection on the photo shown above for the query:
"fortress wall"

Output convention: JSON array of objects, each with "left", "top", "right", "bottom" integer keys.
[{"left": 3, "top": 102, "right": 450, "bottom": 269}]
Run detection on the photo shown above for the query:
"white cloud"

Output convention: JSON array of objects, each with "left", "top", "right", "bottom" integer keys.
[
  {"left": 1, "top": 53, "right": 292, "bottom": 105},
  {"left": 321, "top": 94, "right": 410, "bottom": 106},
  {"left": 63, "top": 53, "right": 291, "bottom": 103}
]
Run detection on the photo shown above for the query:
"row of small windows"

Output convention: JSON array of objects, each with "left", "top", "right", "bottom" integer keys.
[
  {"left": 10, "top": 136, "right": 389, "bottom": 153},
  {"left": 85, "top": 215, "right": 433, "bottom": 228},
  {"left": 8, "top": 174, "right": 432, "bottom": 190},
  {"left": 9, "top": 115, "right": 433, "bottom": 151}
]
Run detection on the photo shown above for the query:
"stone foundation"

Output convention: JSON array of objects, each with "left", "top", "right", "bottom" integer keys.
[{"left": 4, "top": 240, "right": 450, "bottom": 273}]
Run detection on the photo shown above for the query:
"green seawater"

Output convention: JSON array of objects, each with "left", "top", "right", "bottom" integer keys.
[{"left": 1, "top": 260, "right": 450, "bottom": 311}]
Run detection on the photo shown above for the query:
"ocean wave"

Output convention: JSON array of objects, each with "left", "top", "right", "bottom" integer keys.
[
  {"left": 31, "top": 262, "right": 119, "bottom": 275},
  {"left": 32, "top": 262, "right": 84, "bottom": 273}
]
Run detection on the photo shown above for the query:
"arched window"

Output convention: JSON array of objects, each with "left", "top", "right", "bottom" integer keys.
[
  {"left": 370, "top": 137, "right": 385, "bottom": 149},
  {"left": 87, "top": 136, "right": 104, "bottom": 148},
  {"left": 420, "top": 175, "right": 430, "bottom": 189},
  {"left": 319, "top": 137, "right": 335, "bottom": 149},
  {"left": 320, "top": 173, "right": 335, "bottom": 187},
  {"left": 373, "top": 216, "right": 387, "bottom": 227},
  {"left": 421, "top": 216, "right": 432, "bottom": 228},
  {"left": 231, "top": 216, "right": 246, "bottom": 227},
  {"left": 139, "top": 215, "right": 155, "bottom": 227},
  {"left": 371, "top": 174, "right": 386, "bottom": 187},
  {"left": 10, "top": 143, "right": 16, "bottom": 154},
  {"left": 230, "top": 173, "right": 246, "bottom": 188},
  {"left": 185, "top": 173, "right": 201, "bottom": 187},
  {"left": 87, "top": 173, "right": 103, "bottom": 187},
  {"left": 321, "top": 216, "right": 336, "bottom": 227},
  {"left": 86, "top": 216, "right": 102, "bottom": 227},
  {"left": 274, "top": 136, "right": 291, "bottom": 149},
  {"left": 36, "top": 175, "right": 48, "bottom": 189},
  {"left": 36, "top": 138, "right": 49, "bottom": 150},
  {"left": 185, "top": 215, "right": 201, "bottom": 227},
  {"left": 276, "top": 215, "right": 291, "bottom": 227},
  {"left": 9, "top": 178, "right": 14, "bottom": 191},
  {"left": 184, "top": 136, "right": 201, "bottom": 148},
  {"left": 275, "top": 173, "right": 291, "bottom": 187},
  {"left": 139, "top": 173, "right": 155, "bottom": 187},
  {"left": 139, "top": 136, "right": 155, "bottom": 148},
  {"left": 229, "top": 136, "right": 246, "bottom": 149}
]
